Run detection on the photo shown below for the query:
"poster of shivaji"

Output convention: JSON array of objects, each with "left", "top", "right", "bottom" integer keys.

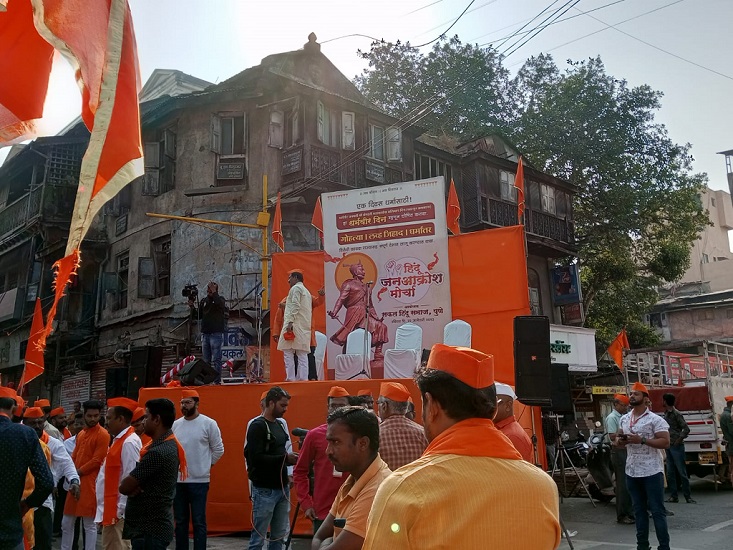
[{"left": 321, "top": 177, "right": 452, "bottom": 376}]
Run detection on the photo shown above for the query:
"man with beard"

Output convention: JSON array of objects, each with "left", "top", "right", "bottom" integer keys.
[
  {"left": 49, "top": 408, "right": 68, "bottom": 438},
  {"left": 605, "top": 394, "right": 634, "bottom": 524},
  {"left": 172, "top": 390, "right": 224, "bottom": 550},
  {"left": 615, "top": 381, "right": 671, "bottom": 550},
  {"left": 245, "top": 387, "right": 299, "bottom": 550},
  {"left": 131, "top": 407, "right": 151, "bottom": 446},
  {"left": 61, "top": 400, "right": 110, "bottom": 550},
  {"left": 95, "top": 398, "right": 142, "bottom": 550},
  {"left": 35, "top": 399, "right": 62, "bottom": 440},
  {"left": 294, "top": 386, "right": 350, "bottom": 534},
  {"left": 277, "top": 269, "right": 313, "bottom": 382},
  {"left": 311, "top": 406, "right": 391, "bottom": 550},
  {"left": 23, "top": 407, "right": 80, "bottom": 550}
]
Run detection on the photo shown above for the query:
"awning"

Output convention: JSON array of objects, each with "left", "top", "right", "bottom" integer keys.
[{"left": 550, "top": 324, "right": 597, "bottom": 372}]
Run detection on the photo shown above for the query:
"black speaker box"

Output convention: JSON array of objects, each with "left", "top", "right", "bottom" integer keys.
[
  {"left": 544, "top": 363, "right": 573, "bottom": 414},
  {"left": 514, "top": 316, "right": 552, "bottom": 407},
  {"left": 126, "top": 346, "right": 163, "bottom": 400},
  {"left": 106, "top": 368, "right": 128, "bottom": 399},
  {"left": 178, "top": 358, "right": 219, "bottom": 386}
]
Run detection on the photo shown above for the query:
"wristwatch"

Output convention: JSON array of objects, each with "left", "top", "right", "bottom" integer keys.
[{"left": 641, "top": 436, "right": 647, "bottom": 445}]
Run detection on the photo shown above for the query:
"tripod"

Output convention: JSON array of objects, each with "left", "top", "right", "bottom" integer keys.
[{"left": 550, "top": 416, "right": 595, "bottom": 507}]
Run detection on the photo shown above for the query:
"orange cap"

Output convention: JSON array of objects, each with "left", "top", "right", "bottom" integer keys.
[
  {"left": 35, "top": 399, "right": 51, "bottom": 408},
  {"left": 357, "top": 389, "right": 372, "bottom": 397},
  {"left": 49, "top": 407, "right": 65, "bottom": 417},
  {"left": 108, "top": 397, "right": 139, "bottom": 413},
  {"left": 132, "top": 407, "right": 145, "bottom": 422},
  {"left": 613, "top": 394, "right": 630, "bottom": 405},
  {"left": 328, "top": 386, "right": 350, "bottom": 398},
  {"left": 13, "top": 395, "right": 25, "bottom": 409},
  {"left": 23, "top": 407, "right": 44, "bottom": 419},
  {"left": 380, "top": 382, "right": 411, "bottom": 402},
  {"left": 260, "top": 391, "right": 268, "bottom": 401},
  {"left": 181, "top": 390, "right": 199, "bottom": 399},
  {"left": 0, "top": 386, "right": 17, "bottom": 399},
  {"left": 631, "top": 381, "right": 648, "bottom": 395},
  {"left": 725, "top": 395, "right": 733, "bottom": 403},
  {"left": 287, "top": 269, "right": 304, "bottom": 276},
  {"left": 426, "top": 344, "right": 494, "bottom": 389}
]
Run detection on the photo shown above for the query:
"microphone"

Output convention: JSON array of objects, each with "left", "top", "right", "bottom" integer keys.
[
  {"left": 292, "top": 428, "right": 309, "bottom": 438},
  {"left": 366, "top": 281, "right": 374, "bottom": 286}
]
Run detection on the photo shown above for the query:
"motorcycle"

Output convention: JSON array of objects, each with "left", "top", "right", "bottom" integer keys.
[
  {"left": 584, "top": 424, "right": 615, "bottom": 503},
  {"left": 560, "top": 426, "right": 589, "bottom": 469}
]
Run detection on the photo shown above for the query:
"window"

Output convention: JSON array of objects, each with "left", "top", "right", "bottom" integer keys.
[
  {"left": 541, "top": 183, "right": 556, "bottom": 214},
  {"left": 115, "top": 252, "right": 129, "bottom": 311},
  {"left": 286, "top": 107, "right": 300, "bottom": 148},
  {"left": 143, "top": 125, "right": 176, "bottom": 196},
  {"left": 104, "top": 184, "right": 132, "bottom": 215},
  {"left": 316, "top": 101, "right": 339, "bottom": 147},
  {"left": 528, "top": 269, "right": 542, "bottom": 316},
  {"left": 695, "top": 309, "right": 714, "bottom": 321},
  {"left": 702, "top": 253, "right": 709, "bottom": 264},
  {"left": 414, "top": 153, "right": 452, "bottom": 182},
  {"left": 386, "top": 127, "right": 402, "bottom": 161},
  {"left": 711, "top": 197, "right": 716, "bottom": 207},
  {"left": 369, "top": 124, "right": 385, "bottom": 160},
  {"left": 500, "top": 170, "right": 516, "bottom": 202},
  {"left": 211, "top": 113, "right": 246, "bottom": 156},
  {"left": 153, "top": 236, "right": 171, "bottom": 297},
  {"left": 342, "top": 112, "right": 355, "bottom": 150},
  {"left": 268, "top": 110, "right": 284, "bottom": 149}
]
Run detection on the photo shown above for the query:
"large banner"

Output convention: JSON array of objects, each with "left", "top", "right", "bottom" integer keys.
[{"left": 321, "top": 178, "right": 452, "bottom": 372}]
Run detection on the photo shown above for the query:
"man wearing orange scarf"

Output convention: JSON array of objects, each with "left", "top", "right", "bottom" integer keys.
[
  {"left": 62, "top": 400, "right": 110, "bottom": 550},
  {"left": 95, "top": 398, "right": 142, "bottom": 550},
  {"left": 362, "top": 344, "right": 561, "bottom": 549}
]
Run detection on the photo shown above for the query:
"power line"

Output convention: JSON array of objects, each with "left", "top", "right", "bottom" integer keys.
[
  {"left": 413, "top": 0, "right": 478, "bottom": 48},
  {"left": 410, "top": 0, "right": 498, "bottom": 41},
  {"left": 504, "top": 0, "right": 582, "bottom": 59},
  {"left": 493, "top": 0, "right": 563, "bottom": 52},
  {"left": 320, "top": 33, "right": 382, "bottom": 45},
  {"left": 403, "top": 0, "right": 444, "bottom": 16}
]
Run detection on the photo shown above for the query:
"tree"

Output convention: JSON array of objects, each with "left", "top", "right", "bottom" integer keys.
[{"left": 355, "top": 40, "right": 709, "bottom": 348}]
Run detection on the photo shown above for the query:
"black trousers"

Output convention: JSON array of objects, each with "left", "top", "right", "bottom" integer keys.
[
  {"left": 34, "top": 506, "right": 53, "bottom": 550},
  {"left": 308, "top": 345, "right": 317, "bottom": 380},
  {"left": 53, "top": 479, "right": 66, "bottom": 534}
]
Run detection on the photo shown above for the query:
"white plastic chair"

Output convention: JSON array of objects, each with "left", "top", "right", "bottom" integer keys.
[
  {"left": 443, "top": 319, "right": 472, "bottom": 347},
  {"left": 314, "top": 331, "right": 327, "bottom": 381},
  {"left": 335, "top": 328, "right": 372, "bottom": 380},
  {"left": 384, "top": 323, "right": 422, "bottom": 378},
  {"left": 345, "top": 328, "right": 372, "bottom": 357}
]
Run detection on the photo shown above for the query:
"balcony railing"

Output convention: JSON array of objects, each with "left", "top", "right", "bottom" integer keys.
[
  {"left": 484, "top": 197, "right": 574, "bottom": 244},
  {"left": 0, "top": 184, "right": 77, "bottom": 243}
]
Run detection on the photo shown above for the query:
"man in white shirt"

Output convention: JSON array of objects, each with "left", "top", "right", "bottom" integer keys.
[
  {"left": 95, "top": 398, "right": 142, "bottom": 550},
  {"left": 615, "top": 381, "right": 671, "bottom": 550},
  {"left": 172, "top": 389, "right": 225, "bottom": 550},
  {"left": 23, "top": 407, "right": 81, "bottom": 550}
]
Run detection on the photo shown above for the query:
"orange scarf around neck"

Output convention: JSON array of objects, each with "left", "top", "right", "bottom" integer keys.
[
  {"left": 140, "top": 432, "right": 188, "bottom": 480},
  {"left": 102, "top": 426, "right": 134, "bottom": 526},
  {"left": 40, "top": 431, "right": 49, "bottom": 444},
  {"left": 423, "top": 418, "right": 522, "bottom": 460}
]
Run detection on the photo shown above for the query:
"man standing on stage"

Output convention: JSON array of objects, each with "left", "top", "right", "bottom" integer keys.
[
  {"left": 605, "top": 393, "right": 634, "bottom": 524},
  {"left": 189, "top": 281, "right": 227, "bottom": 383},
  {"left": 62, "top": 400, "right": 110, "bottom": 550},
  {"left": 377, "top": 382, "right": 427, "bottom": 471},
  {"left": 95, "top": 398, "right": 142, "bottom": 550},
  {"left": 493, "top": 382, "right": 533, "bottom": 462},
  {"left": 363, "top": 344, "right": 560, "bottom": 549},
  {"left": 616, "top": 381, "right": 671, "bottom": 550},
  {"left": 294, "top": 386, "right": 350, "bottom": 533},
  {"left": 172, "top": 390, "right": 224, "bottom": 550},
  {"left": 277, "top": 269, "right": 312, "bottom": 382},
  {"left": 245, "top": 387, "right": 299, "bottom": 550}
]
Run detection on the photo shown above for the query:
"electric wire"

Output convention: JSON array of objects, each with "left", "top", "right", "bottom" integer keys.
[
  {"left": 413, "top": 0, "right": 478, "bottom": 48},
  {"left": 502, "top": 0, "right": 582, "bottom": 59}
]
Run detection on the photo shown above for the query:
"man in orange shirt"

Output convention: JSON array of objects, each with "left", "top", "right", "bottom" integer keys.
[
  {"left": 61, "top": 400, "right": 111, "bottom": 550},
  {"left": 493, "top": 382, "right": 534, "bottom": 462},
  {"left": 363, "top": 344, "right": 560, "bottom": 549}
]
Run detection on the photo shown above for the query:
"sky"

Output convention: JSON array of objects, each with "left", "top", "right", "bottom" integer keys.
[{"left": 6, "top": 0, "right": 733, "bottom": 190}]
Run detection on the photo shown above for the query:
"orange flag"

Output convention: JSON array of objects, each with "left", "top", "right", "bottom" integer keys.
[
  {"left": 446, "top": 179, "right": 461, "bottom": 235},
  {"left": 272, "top": 192, "right": 285, "bottom": 252},
  {"left": 312, "top": 196, "right": 324, "bottom": 242},
  {"left": 19, "top": 299, "right": 45, "bottom": 389},
  {"left": 515, "top": 156, "right": 525, "bottom": 223},
  {"left": 607, "top": 329, "right": 630, "bottom": 371}
]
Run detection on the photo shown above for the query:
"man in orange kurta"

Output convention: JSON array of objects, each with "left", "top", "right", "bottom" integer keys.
[
  {"left": 363, "top": 344, "right": 561, "bottom": 549},
  {"left": 62, "top": 400, "right": 110, "bottom": 550}
]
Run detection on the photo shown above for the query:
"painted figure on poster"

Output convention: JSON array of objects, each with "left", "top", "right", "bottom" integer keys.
[{"left": 328, "top": 262, "right": 389, "bottom": 359}]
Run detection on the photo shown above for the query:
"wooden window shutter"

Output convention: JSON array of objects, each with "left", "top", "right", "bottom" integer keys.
[
  {"left": 142, "top": 170, "right": 161, "bottom": 196},
  {"left": 342, "top": 112, "right": 355, "bottom": 150},
  {"left": 269, "top": 110, "right": 284, "bottom": 148},
  {"left": 144, "top": 142, "right": 161, "bottom": 169},
  {"left": 138, "top": 257, "right": 155, "bottom": 299},
  {"left": 386, "top": 127, "right": 401, "bottom": 161},
  {"left": 210, "top": 114, "right": 221, "bottom": 153},
  {"left": 317, "top": 101, "right": 325, "bottom": 143}
]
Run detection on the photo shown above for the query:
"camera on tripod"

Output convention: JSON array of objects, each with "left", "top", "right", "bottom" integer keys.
[{"left": 182, "top": 283, "right": 199, "bottom": 300}]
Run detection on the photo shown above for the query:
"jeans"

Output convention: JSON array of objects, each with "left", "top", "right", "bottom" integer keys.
[
  {"left": 174, "top": 482, "right": 209, "bottom": 550},
  {"left": 130, "top": 535, "right": 170, "bottom": 550},
  {"left": 611, "top": 449, "right": 634, "bottom": 520},
  {"left": 665, "top": 444, "right": 690, "bottom": 499},
  {"left": 248, "top": 486, "right": 291, "bottom": 550},
  {"left": 626, "top": 472, "right": 670, "bottom": 550},
  {"left": 33, "top": 506, "right": 53, "bottom": 550},
  {"left": 202, "top": 332, "right": 224, "bottom": 382}
]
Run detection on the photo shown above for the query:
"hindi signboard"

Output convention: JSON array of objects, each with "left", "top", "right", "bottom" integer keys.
[
  {"left": 321, "top": 178, "right": 452, "bottom": 372},
  {"left": 60, "top": 371, "right": 90, "bottom": 413}
]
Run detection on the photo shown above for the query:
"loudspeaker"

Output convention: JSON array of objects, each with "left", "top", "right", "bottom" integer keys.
[
  {"left": 544, "top": 363, "right": 573, "bottom": 414},
  {"left": 514, "top": 316, "right": 552, "bottom": 407},
  {"left": 127, "top": 346, "right": 163, "bottom": 400},
  {"left": 178, "top": 358, "right": 219, "bottom": 386},
  {"left": 106, "top": 368, "right": 128, "bottom": 399}
]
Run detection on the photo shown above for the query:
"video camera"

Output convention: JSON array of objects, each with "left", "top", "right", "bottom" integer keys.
[
  {"left": 182, "top": 283, "right": 199, "bottom": 299},
  {"left": 292, "top": 427, "right": 309, "bottom": 449}
]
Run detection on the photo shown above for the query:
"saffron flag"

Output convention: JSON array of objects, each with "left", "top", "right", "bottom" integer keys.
[
  {"left": 272, "top": 192, "right": 285, "bottom": 252},
  {"left": 607, "top": 328, "right": 630, "bottom": 371},
  {"left": 312, "top": 196, "right": 324, "bottom": 241},
  {"left": 515, "top": 156, "right": 525, "bottom": 223},
  {"left": 19, "top": 299, "right": 45, "bottom": 389},
  {"left": 446, "top": 179, "right": 461, "bottom": 235}
]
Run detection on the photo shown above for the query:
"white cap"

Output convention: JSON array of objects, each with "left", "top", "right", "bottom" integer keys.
[{"left": 494, "top": 382, "right": 517, "bottom": 400}]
